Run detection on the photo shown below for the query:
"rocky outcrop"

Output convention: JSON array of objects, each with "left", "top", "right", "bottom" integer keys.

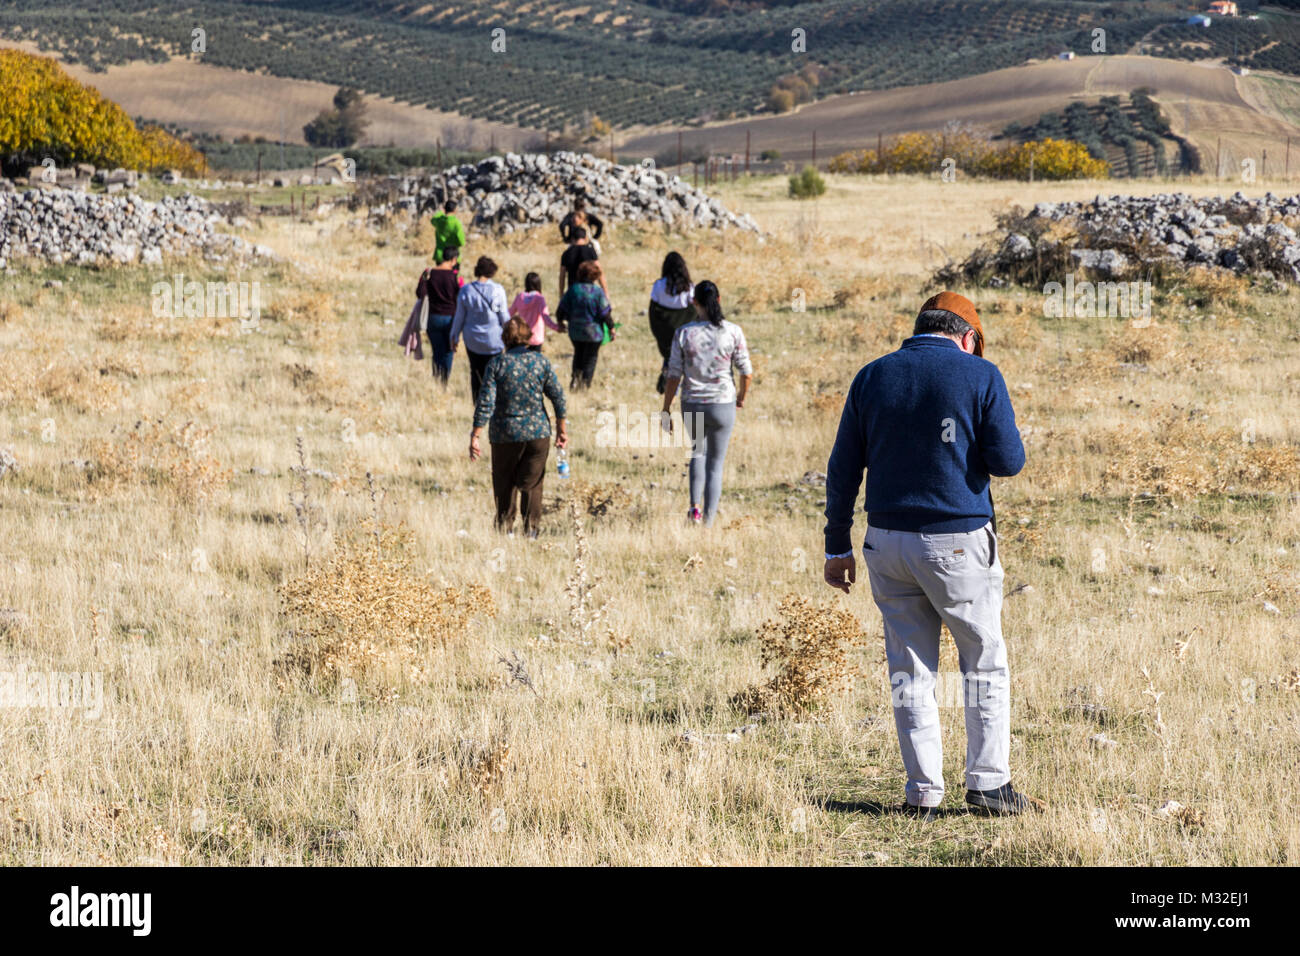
[
  {"left": 0, "top": 187, "right": 273, "bottom": 269},
  {"left": 352, "top": 151, "right": 760, "bottom": 234},
  {"left": 937, "top": 192, "right": 1300, "bottom": 287}
]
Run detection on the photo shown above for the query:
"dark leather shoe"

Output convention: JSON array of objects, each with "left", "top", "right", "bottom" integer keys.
[
  {"left": 965, "top": 782, "right": 1037, "bottom": 816},
  {"left": 899, "top": 803, "right": 939, "bottom": 822}
]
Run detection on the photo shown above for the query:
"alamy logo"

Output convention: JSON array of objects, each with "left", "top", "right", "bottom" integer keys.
[
  {"left": 0, "top": 666, "right": 102, "bottom": 719},
  {"left": 151, "top": 273, "right": 262, "bottom": 330},
  {"left": 595, "top": 405, "right": 703, "bottom": 456},
  {"left": 1042, "top": 274, "right": 1152, "bottom": 323},
  {"left": 50, "top": 886, "right": 151, "bottom": 936}
]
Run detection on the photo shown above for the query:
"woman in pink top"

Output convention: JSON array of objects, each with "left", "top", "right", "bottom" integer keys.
[{"left": 510, "top": 272, "right": 561, "bottom": 351}]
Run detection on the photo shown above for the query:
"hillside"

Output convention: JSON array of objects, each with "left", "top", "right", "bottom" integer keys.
[
  {"left": 0, "top": 38, "right": 532, "bottom": 153},
  {"left": 624, "top": 55, "right": 1300, "bottom": 174},
  {"left": 0, "top": 0, "right": 1296, "bottom": 133}
]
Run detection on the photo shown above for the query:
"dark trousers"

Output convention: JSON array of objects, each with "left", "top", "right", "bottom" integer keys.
[
  {"left": 490, "top": 437, "right": 550, "bottom": 533},
  {"left": 467, "top": 348, "right": 498, "bottom": 405},
  {"left": 570, "top": 340, "right": 601, "bottom": 389},
  {"left": 649, "top": 302, "right": 693, "bottom": 393},
  {"left": 427, "top": 314, "right": 454, "bottom": 383}
]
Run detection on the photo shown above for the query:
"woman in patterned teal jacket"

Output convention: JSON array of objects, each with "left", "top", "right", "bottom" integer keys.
[
  {"left": 470, "top": 317, "right": 569, "bottom": 535},
  {"left": 556, "top": 259, "right": 614, "bottom": 390}
]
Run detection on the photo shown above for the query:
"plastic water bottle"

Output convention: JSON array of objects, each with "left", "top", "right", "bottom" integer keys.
[{"left": 556, "top": 446, "right": 570, "bottom": 479}]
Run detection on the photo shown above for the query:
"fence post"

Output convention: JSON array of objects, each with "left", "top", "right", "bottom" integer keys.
[
  {"left": 677, "top": 131, "right": 683, "bottom": 171},
  {"left": 811, "top": 130, "right": 817, "bottom": 167},
  {"left": 745, "top": 129, "right": 751, "bottom": 175}
]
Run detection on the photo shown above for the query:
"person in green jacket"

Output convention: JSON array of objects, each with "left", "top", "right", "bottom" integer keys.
[{"left": 431, "top": 200, "right": 467, "bottom": 268}]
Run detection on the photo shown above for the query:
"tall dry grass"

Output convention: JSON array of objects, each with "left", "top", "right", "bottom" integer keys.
[{"left": 0, "top": 174, "right": 1297, "bottom": 864}]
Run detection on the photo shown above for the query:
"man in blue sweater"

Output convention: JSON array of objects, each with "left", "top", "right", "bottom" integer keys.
[{"left": 823, "top": 291, "right": 1035, "bottom": 819}]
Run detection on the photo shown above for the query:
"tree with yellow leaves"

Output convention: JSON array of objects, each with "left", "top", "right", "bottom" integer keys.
[{"left": 0, "top": 49, "right": 205, "bottom": 176}]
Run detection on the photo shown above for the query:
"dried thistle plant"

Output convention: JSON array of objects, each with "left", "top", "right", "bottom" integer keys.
[
  {"left": 277, "top": 522, "right": 496, "bottom": 690},
  {"left": 564, "top": 496, "right": 608, "bottom": 643},
  {"left": 605, "top": 626, "right": 632, "bottom": 656},
  {"left": 732, "top": 595, "right": 866, "bottom": 717},
  {"left": 458, "top": 739, "right": 511, "bottom": 795},
  {"left": 365, "top": 470, "right": 383, "bottom": 561},
  {"left": 497, "top": 650, "right": 540, "bottom": 697},
  {"left": 0, "top": 772, "right": 47, "bottom": 837},
  {"left": 569, "top": 479, "right": 633, "bottom": 519},
  {"left": 85, "top": 416, "right": 232, "bottom": 506},
  {"left": 1140, "top": 666, "right": 1168, "bottom": 746},
  {"left": 289, "top": 436, "right": 314, "bottom": 569}
]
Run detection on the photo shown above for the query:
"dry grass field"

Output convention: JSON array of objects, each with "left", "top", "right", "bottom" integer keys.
[{"left": 1, "top": 173, "right": 1298, "bottom": 866}]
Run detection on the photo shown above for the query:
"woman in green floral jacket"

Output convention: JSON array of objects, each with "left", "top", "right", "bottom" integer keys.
[{"left": 470, "top": 317, "right": 568, "bottom": 536}]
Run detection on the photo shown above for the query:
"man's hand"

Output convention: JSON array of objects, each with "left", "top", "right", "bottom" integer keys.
[
  {"left": 469, "top": 431, "right": 482, "bottom": 462},
  {"left": 555, "top": 421, "right": 569, "bottom": 450},
  {"left": 824, "top": 556, "right": 856, "bottom": 594}
]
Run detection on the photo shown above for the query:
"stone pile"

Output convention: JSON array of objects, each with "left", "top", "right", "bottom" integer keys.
[
  {"left": 353, "top": 151, "right": 760, "bottom": 234},
  {"left": 0, "top": 187, "right": 272, "bottom": 269},
  {"left": 937, "top": 191, "right": 1300, "bottom": 286}
]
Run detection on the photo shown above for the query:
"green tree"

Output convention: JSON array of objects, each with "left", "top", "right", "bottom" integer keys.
[{"left": 304, "top": 87, "right": 369, "bottom": 148}]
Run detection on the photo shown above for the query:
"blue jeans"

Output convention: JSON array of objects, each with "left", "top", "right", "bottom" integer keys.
[{"left": 427, "top": 314, "right": 454, "bottom": 382}]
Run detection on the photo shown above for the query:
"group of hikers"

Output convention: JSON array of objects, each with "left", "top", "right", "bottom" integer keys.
[
  {"left": 404, "top": 197, "right": 1035, "bottom": 820},
  {"left": 403, "top": 195, "right": 752, "bottom": 535}
]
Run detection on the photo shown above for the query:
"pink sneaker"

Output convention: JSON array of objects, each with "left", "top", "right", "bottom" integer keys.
[{"left": 687, "top": 507, "right": 703, "bottom": 524}]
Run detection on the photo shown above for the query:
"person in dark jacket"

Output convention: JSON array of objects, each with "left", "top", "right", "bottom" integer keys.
[
  {"left": 822, "top": 291, "right": 1035, "bottom": 820},
  {"left": 555, "top": 260, "right": 613, "bottom": 389},
  {"left": 470, "top": 316, "right": 568, "bottom": 536},
  {"left": 648, "top": 251, "right": 695, "bottom": 394},
  {"left": 558, "top": 196, "right": 603, "bottom": 243},
  {"left": 416, "top": 247, "right": 462, "bottom": 383}
]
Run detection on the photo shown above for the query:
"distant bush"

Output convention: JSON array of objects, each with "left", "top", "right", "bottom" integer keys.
[
  {"left": 788, "top": 165, "right": 827, "bottom": 199},
  {"left": 759, "top": 148, "right": 781, "bottom": 161},
  {"left": 829, "top": 132, "right": 1108, "bottom": 181}
]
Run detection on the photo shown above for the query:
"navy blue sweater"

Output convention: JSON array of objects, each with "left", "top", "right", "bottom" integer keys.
[{"left": 824, "top": 335, "right": 1025, "bottom": 555}]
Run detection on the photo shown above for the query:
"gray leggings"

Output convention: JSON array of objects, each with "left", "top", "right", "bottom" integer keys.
[{"left": 681, "top": 401, "right": 736, "bottom": 524}]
